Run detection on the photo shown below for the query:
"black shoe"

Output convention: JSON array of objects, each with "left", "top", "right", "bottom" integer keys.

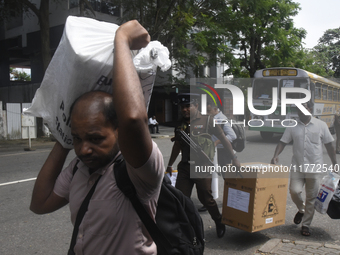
[
  {"left": 215, "top": 219, "right": 226, "bottom": 238},
  {"left": 293, "top": 211, "right": 304, "bottom": 225},
  {"left": 198, "top": 206, "right": 207, "bottom": 212}
]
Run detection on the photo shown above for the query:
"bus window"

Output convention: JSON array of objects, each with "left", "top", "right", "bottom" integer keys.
[
  {"left": 328, "top": 86, "right": 333, "bottom": 101},
  {"left": 315, "top": 83, "right": 321, "bottom": 100},
  {"left": 279, "top": 78, "right": 308, "bottom": 99},
  {"left": 253, "top": 79, "right": 278, "bottom": 99},
  {"left": 322, "top": 85, "right": 327, "bottom": 100},
  {"left": 333, "top": 89, "right": 337, "bottom": 102}
]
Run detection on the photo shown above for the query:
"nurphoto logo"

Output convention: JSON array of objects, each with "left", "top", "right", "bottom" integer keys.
[{"left": 192, "top": 80, "right": 312, "bottom": 128}]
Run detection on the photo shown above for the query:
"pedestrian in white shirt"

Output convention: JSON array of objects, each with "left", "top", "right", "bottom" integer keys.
[
  {"left": 149, "top": 115, "right": 159, "bottom": 134},
  {"left": 271, "top": 102, "right": 337, "bottom": 236}
]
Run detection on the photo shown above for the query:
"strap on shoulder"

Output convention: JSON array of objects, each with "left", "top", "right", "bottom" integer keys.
[{"left": 113, "top": 156, "right": 172, "bottom": 254}]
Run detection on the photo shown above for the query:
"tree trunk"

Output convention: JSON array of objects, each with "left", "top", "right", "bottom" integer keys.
[
  {"left": 79, "top": 0, "right": 85, "bottom": 16},
  {"left": 249, "top": 35, "right": 256, "bottom": 78},
  {"left": 39, "top": 0, "right": 51, "bottom": 72}
]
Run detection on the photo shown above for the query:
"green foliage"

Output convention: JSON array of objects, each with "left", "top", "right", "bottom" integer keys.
[
  {"left": 292, "top": 49, "right": 333, "bottom": 77},
  {"left": 10, "top": 68, "right": 31, "bottom": 81},
  {"left": 314, "top": 27, "right": 340, "bottom": 78},
  {"left": 110, "top": 0, "right": 234, "bottom": 84},
  {"left": 221, "top": 0, "right": 306, "bottom": 77}
]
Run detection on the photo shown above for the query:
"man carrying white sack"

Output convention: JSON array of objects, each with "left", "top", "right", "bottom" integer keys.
[{"left": 30, "top": 20, "right": 164, "bottom": 255}]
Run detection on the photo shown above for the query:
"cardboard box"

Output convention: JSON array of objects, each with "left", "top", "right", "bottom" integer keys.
[{"left": 221, "top": 162, "right": 289, "bottom": 233}]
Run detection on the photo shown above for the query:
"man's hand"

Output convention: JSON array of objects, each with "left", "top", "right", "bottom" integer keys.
[
  {"left": 325, "top": 142, "right": 337, "bottom": 172},
  {"left": 271, "top": 141, "right": 286, "bottom": 165},
  {"left": 232, "top": 157, "right": 241, "bottom": 170},
  {"left": 166, "top": 166, "right": 173, "bottom": 176},
  {"left": 115, "top": 20, "right": 150, "bottom": 50},
  {"left": 271, "top": 157, "right": 279, "bottom": 164},
  {"left": 214, "top": 140, "right": 221, "bottom": 147}
]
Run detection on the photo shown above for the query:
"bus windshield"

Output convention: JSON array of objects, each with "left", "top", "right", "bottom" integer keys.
[
  {"left": 253, "top": 79, "right": 278, "bottom": 99},
  {"left": 279, "top": 78, "right": 309, "bottom": 99}
]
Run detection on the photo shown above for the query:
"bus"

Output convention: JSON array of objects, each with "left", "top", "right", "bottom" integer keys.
[{"left": 249, "top": 67, "right": 340, "bottom": 140}]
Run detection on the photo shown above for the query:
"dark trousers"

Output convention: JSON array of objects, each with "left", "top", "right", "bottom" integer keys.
[
  {"left": 175, "top": 161, "right": 221, "bottom": 221},
  {"left": 149, "top": 124, "right": 159, "bottom": 133},
  {"left": 217, "top": 147, "right": 232, "bottom": 166},
  {"left": 217, "top": 147, "right": 232, "bottom": 179}
]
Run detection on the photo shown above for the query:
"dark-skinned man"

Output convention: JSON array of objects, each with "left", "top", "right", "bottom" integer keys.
[
  {"left": 30, "top": 21, "right": 164, "bottom": 254},
  {"left": 166, "top": 93, "right": 241, "bottom": 238},
  {"left": 271, "top": 102, "right": 337, "bottom": 236}
]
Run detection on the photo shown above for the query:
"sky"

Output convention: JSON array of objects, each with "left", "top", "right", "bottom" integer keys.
[{"left": 293, "top": 0, "right": 340, "bottom": 49}]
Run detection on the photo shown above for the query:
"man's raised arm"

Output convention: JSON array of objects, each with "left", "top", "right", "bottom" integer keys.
[{"left": 112, "top": 20, "right": 152, "bottom": 168}]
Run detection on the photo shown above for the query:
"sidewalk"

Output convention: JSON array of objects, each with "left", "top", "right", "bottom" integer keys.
[
  {"left": 149, "top": 125, "right": 174, "bottom": 138},
  {"left": 255, "top": 238, "right": 340, "bottom": 255},
  {"left": 0, "top": 125, "right": 174, "bottom": 153},
  {"left": 0, "top": 136, "right": 55, "bottom": 153}
]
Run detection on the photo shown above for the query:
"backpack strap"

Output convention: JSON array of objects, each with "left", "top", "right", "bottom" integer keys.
[
  {"left": 67, "top": 162, "right": 102, "bottom": 255},
  {"left": 113, "top": 155, "right": 172, "bottom": 255}
]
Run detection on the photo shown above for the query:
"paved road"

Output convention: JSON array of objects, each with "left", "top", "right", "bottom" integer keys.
[{"left": 1, "top": 127, "right": 340, "bottom": 254}]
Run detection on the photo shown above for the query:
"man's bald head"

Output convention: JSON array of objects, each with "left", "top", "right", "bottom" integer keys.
[{"left": 70, "top": 91, "right": 118, "bottom": 129}]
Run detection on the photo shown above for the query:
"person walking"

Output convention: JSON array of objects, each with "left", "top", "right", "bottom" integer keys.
[
  {"left": 30, "top": 21, "right": 164, "bottom": 254},
  {"left": 271, "top": 102, "right": 337, "bottom": 236},
  {"left": 334, "top": 113, "right": 340, "bottom": 154},
  {"left": 166, "top": 93, "right": 241, "bottom": 238}
]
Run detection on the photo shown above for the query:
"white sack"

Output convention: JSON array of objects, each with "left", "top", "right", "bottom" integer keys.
[{"left": 24, "top": 16, "right": 171, "bottom": 149}]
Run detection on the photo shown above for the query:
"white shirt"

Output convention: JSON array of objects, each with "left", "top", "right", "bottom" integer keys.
[
  {"left": 212, "top": 111, "right": 236, "bottom": 148},
  {"left": 280, "top": 117, "right": 334, "bottom": 173},
  {"left": 149, "top": 118, "right": 158, "bottom": 125}
]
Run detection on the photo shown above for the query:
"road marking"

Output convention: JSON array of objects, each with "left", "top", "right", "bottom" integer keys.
[
  {"left": 0, "top": 149, "right": 51, "bottom": 157},
  {"left": 0, "top": 177, "right": 37, "bottom": 187}
]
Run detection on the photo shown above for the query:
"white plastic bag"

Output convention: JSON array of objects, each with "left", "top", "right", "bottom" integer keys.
[
  {"left": 166, "top": 170, "right": 178, "bottom": 187},
  {"left": 24, "top": 16, "right": 171, "bottom": 149},
  {"left": 315, "top": 172, "right": 340, "bottom": 214}
]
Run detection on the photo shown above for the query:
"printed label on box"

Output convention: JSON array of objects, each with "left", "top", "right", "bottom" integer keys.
[
  {"left": 227, "top": 188, "right": 250, "bottom": 213},
  {"left": 265, "top": 218, "right": 273, "bottom": 224}
]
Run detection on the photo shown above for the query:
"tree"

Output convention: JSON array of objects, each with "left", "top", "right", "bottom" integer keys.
[
  {"left": 111, "top": 0, "right": 233, "bottom": 84},
  {"left": 292, "top": 48, "right": 333, "bottom": 77},
  {"left": 314, "top": 27, "right": 340, "bottom": 78},
  {"left": 10, "top": 67, "right": 31, "bottom": 81},
  {"left": 221, "top": 0, "right": 306, "bottom": 77}
]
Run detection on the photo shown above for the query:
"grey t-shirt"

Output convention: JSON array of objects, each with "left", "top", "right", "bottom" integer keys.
[{"left": 54, "top": 141, "right": 164, "bottom": 255}]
